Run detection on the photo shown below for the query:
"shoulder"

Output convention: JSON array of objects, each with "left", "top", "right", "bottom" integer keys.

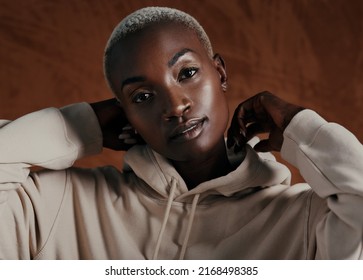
[{"left": 66, "top": 165, "right": 142, "bottom": 197}]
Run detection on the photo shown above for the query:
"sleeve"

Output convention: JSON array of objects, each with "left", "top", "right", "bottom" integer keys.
[
  {"left": 0, "top": 102, "right": 103, "bottom": 189},
  {"left": 0, "top": 103, "right": 103, "bottom": 259},
  {"left": 281, "top": 109, "right": 363, "bottom": 259}
]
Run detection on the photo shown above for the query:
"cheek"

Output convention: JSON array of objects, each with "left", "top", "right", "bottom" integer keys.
[
  {"left": 125, "top": 109, "right": 165, "bottom": 146},
  {"left": 199, "top": 80, "right": 229, "bottom": 127},
  {"left": 127, "top": 112, "right": 152, "bottom": 133}
]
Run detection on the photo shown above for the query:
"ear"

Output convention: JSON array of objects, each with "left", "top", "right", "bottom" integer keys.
[{"left": 213, "top": 53, "right": 228, "bottom": 92}]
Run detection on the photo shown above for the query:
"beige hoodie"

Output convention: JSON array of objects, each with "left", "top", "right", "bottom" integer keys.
[{"left": 0, "top": 103, "right": 362, "bottom": 260}]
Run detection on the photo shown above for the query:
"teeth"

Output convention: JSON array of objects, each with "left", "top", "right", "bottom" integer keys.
[
  {"left": 170, "top": 118, "right": 205, "bottom": 140},
  {"left": 182, "top": 124, "right": 197, "bottom": 134}
]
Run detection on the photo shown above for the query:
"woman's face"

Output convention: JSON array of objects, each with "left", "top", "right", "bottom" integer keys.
[{"left": 108, "top": 23, "right": 229, "bottom": 162}]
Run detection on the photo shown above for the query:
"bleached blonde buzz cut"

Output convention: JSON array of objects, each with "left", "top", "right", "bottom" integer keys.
[{"left": 103, "top": 6, "right": 213, "bottom": 95}]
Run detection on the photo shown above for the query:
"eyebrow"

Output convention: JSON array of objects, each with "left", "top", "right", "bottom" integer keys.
[
  {"left": 168, "top": 48, "right": 194, "bottom": 67},
  {"left": 120, "top": 48, "right": 194, "bottom": 91},
  {"left": 121, "top": 76, "right": 146, "bottom": 90}
]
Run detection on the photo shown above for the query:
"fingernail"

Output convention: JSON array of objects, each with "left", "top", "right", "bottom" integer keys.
[
  {"left": 118, "top": 134, "right": 130, "bottom": 139},
  {"left": 239, "top": 129, "right": 246, "bottom": 138},
  {"left": 122, "top": 125, "right": 132, "bottom": 130}
]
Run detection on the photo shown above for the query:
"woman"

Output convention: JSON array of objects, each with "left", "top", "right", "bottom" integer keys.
[{"left": 1, "top": 7, "right": 362, "bottom": 260}]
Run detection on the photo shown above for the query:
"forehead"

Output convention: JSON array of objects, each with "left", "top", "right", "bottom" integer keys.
[{"left": 109, "top": 23, "right": 209, "bottom": 82}]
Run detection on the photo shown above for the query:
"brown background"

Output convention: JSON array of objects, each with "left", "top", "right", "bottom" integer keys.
[{"left": 1, "top": 0, "right": 362, "bottom": 183}]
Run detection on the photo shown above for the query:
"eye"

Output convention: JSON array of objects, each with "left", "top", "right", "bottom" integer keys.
[
  {"left": 178, "top": 67, "right": 199, "bottom": 81},
  {"left": 132, "top": 92, "right": 153, "bottom": 104}
]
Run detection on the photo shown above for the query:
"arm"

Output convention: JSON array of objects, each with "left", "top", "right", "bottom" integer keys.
[
  {"left": 0, "top": 99, "right": 140, "bottom": 259},
  {"left": 0, "top": 102, "right": 103, "bottom": 259},
  {"left": 0, "top": 103, "right": 103, "bottom": 187},
  {"left": 227, "top": 91, "right": 363, "bottom": 259},
  {"left": 0, "top": 98, "right": 144, "bottom": 188},
  {"left": 282, "top": 109, "right": 363, "bottom": 259}
]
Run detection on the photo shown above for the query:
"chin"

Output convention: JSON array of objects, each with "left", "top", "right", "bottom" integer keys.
[{"left": 165, "top": 137, "right": 225, "bottom": 162}]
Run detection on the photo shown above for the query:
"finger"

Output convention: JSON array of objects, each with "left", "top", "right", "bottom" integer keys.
[
  {"left": 226, "top": 122, "right": 237, "bottom": 148},
  {"left": 119, "top": 133, "right": 139, "bottom": 143},
  {"left": 233, "top": 139, "right": 245, "bottom": 154},
  {"left": 227, "top": 123, "right": 246, "bottom": 149},
  {"left": 245, "top": 122, "right": 270, "bottom": 141},
  {"left": 227, "top": 92, "right": 274, "bottom": 149},
  {"left": 236, "top": 92, "right": 271, "bottom": 121},
  {"left": 227, "top": 104, "right": 247, "bottom": 148},
  {"left": 119, "top": 131, "right": 145, "bottom": 145},
  {"left": 124, "top": 138, "right": 138, "bottom": 145},
  {"left": 122, "top": 124, "right": 133, "bottom": 131},
  {"left": 253, "top": 139, "right": 272, "bottom": 153},
  {"left": 118, "top": 133, "right": 130, "bottom": 140}
]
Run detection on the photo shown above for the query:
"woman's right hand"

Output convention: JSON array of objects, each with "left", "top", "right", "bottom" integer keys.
[{"left": 90, "top": 98, "right": 144, "bottom": 151}]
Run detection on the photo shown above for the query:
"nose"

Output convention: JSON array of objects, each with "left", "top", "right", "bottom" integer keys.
[{"left": 163, "top": 90, "right": 192, "bottom": 121}]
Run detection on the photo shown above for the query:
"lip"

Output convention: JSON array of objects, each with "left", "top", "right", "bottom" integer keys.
[{"left": 169, "top": 117, "right": 207, "bottom": 142}]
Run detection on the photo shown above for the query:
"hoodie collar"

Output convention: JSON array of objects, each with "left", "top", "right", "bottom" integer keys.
[{"left": 123, "top": 144, "right": 291, "bottom": 201}]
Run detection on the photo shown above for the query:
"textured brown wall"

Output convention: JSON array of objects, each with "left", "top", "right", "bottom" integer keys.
[{"left": 1, "top": 0, "right": 362, "bottom": 183}]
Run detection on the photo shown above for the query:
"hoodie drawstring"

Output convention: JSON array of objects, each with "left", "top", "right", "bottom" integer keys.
[
  {"left": 179, "top": 193, "right": 200, "bottom": 260},
  {"left": 152, "top": 178, "right": 200, "bottom": 260},
  {"left": 152, "top": 178, "right": 177, "bottom": 260}
]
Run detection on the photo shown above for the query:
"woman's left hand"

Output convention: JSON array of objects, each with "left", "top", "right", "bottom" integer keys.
[{"left": 227, "top": 91, "right": 304, "bottom": 153}]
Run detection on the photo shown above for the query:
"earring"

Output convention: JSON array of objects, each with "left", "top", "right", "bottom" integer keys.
[{"left": 222, "top": 83, "right": 228, "bottom": 91}]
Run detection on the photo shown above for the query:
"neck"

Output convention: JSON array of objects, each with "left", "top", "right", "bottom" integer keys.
[{"left": 171, "top": 139, "right": 234, "bottom": 190}]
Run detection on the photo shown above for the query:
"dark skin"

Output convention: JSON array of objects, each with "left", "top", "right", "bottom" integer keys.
[{"left": 91, "top": 22, "right": 304, "bottom": 189}]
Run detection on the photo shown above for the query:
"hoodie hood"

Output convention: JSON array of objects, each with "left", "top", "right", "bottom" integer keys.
[{"left": 123, "top": 143, "right": 291, "bottom": 202}]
